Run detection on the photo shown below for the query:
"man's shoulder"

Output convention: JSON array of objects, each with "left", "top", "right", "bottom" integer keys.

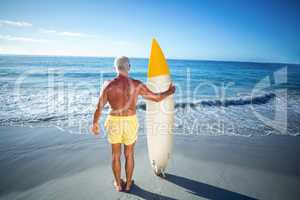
[
  {"left": 104, "top": 80, "right": 112, "bottom": 86},
  {"left": 129, "top": 78, "right": 143, "bottom": 85},
  {"left": 101, "top": 80, "right": 112, "bottom": 92}
]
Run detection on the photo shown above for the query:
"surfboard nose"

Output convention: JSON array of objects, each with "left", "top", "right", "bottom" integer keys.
[{"left": 148, "top": 38, "right": 170, "bottom": 78}]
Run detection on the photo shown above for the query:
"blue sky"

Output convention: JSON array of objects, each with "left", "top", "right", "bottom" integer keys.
[{"left": 0, "top": 0, "right": 299, "bottom": 64}]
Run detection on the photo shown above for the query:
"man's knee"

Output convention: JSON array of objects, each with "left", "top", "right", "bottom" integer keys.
[
  {"left": 124, "top": 149, "right": 134, "bottom": 159},
  {"left": 112, "top": 152, "right": 121, "bottom": 161}
]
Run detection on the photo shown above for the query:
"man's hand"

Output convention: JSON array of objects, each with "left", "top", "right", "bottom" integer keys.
[
  {"left": 139, "top": 81, "right": 175, "bottom": 102},
  {"left": 167, "top": 83, "right": 176, "bottom": 95},
  {"left": 91, "top": 123, "right": 100, "bottom": 135}
]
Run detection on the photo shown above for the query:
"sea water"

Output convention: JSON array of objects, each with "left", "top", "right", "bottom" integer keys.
[{"left": 0, "top": 55, "right": 300, "bottom": 137}]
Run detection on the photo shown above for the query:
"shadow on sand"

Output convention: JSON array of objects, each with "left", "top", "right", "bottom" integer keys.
[
  {"left": 164, "top": 173, "right": 257, "bottom": 200},
  {"left": 129, "top": 173, "right": 257, "bottom": 200},
  {"left": 129, "top": 184, "right": 177, "bottom": 200}
]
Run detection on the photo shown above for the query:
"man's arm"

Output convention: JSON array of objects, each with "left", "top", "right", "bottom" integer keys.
[
  {"left": 93, "top": 89, "right": 108, "bottom": 124},
  {"left": 138, "top": 81, "right": 175, "bottom": 102},
  {"left": 91, "top": 83, "right": 109, "bottom": 134}
]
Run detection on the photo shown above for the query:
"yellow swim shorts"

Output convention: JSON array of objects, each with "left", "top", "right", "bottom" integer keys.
[{"left": 104, "top": 115, "right": 139, "bottom": 145}]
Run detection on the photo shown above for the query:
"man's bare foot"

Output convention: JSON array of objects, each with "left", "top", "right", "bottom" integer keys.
[
  {"left": 125, "top": 180, "right": 134, "bottom": 192},
  {"left": 113, "top": 179, "right": 125, "bottom": 192}
]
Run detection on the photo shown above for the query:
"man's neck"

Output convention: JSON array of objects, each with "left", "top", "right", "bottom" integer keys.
[{"left": 118, "top": 71, "right": 128, "bottom": 77}]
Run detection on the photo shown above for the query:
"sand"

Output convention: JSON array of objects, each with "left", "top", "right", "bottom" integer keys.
[{"left": 0, "top": 127, "right": 299, "bottom": 200}]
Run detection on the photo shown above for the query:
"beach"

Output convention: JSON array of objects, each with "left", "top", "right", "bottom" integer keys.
[
  {"left": 1, "top": 127, "right": 299, "bottom": 200},
  {"left": 1, "top": 56, "right": 300, "bottom": 199},
  {"left": 1, "top": 0, "right": 300, "bottom": 199}
]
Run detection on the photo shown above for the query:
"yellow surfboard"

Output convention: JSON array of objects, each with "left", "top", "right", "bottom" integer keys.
[{"left": 146, "top": 39, "right": 174, "bottom": 176}]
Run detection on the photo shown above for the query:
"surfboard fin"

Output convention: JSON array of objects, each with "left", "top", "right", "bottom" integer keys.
[
  {"left": 160, "top": 170, "right": 166, "bottom": 178},
  {"left": 152, "top": 160, "right": 166, "bottom": 178},
  {"left": 155, "top": 169, "right": 166, "bottom": 178}
]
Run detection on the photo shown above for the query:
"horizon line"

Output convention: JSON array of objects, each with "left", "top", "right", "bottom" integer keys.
[{"left": 0, "top": 53, "right": 298, "bottom": 66}]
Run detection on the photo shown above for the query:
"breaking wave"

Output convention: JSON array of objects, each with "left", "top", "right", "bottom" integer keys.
[{"left": 137, "top": 93, "right": 276, "bottom": 110}]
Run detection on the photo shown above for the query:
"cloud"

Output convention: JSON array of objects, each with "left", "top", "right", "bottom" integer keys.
[
  {"left": 0, "top": 20, "right": 32, "bottom": 27},
  {"left": 59, "top": 32, "right": 84, "bottom": 37},
  {"left": 0, "top": 35, "right": 49, "bottom": 43},
  {"left": 39, "top": 28, "right": 95, "bottom": 38},
  {"left": 39, "top": 29, "right": 57, "bottom": 34}
]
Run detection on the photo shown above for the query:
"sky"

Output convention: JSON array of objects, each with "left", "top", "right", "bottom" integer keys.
[{"left": 0, "top": 0, "right": 299, "bottom": 64}]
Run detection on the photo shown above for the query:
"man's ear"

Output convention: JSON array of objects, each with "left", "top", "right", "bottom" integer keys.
[{"left": 113, "top": 67, "right": 118, "bottom": 73}]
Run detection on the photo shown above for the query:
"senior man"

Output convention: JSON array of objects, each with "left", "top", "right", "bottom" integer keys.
[{"left": 92, "top": 56, "right": 175, "bottom": 192}]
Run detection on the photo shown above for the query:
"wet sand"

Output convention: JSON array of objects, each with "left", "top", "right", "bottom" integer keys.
[{"left": 0, "top": 127, "right": 299, "bottom": 200}]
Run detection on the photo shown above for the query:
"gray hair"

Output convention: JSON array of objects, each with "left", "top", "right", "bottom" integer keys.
[{"left": 114, "top": 56, "right": 130, "bottom": 72}]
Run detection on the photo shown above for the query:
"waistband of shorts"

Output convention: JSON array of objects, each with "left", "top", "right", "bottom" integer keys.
[{"left": 107, "top": 114, "right": 137, "bottom": 120}]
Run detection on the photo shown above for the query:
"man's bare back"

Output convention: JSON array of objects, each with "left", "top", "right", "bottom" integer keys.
[
  {"left": 105, "top": 74, "right": 141, "bottom": 116},
  {"left": 92, "top": 74, "right": 175, "bottom": 129}
]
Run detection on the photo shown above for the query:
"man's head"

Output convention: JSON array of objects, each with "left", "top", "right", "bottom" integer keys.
[{"left": 114, "top": 56, "right": 130, "bottom": 73}]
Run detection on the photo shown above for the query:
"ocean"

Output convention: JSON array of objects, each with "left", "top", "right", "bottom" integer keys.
[{"left": 0, "top": 55, "right": 300, "bottom": 137}]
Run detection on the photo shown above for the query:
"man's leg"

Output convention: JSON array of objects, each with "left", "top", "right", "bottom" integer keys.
[
  {"left": 111, "top": 143, "right": 122, "bottom": 191},
  {"left": 124, "top": 142, "right": 135, "bottom": 190}
]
